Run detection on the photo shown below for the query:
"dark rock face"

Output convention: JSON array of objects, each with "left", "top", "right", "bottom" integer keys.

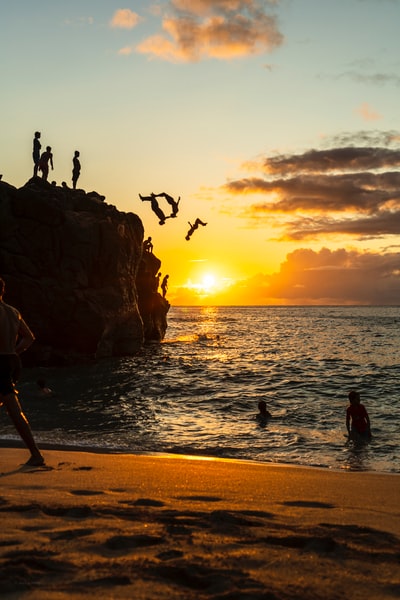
[{"left": 0, "top": 178, "right": 169, "bottom": 365}]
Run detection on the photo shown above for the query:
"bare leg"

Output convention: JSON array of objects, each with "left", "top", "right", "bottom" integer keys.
[{"left": 2, "top": 392, "right": 44, "bottom": 465}]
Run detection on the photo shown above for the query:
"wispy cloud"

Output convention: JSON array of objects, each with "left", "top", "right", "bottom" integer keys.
[
  {"left": 340, "top": 70, "right": 400, "bottom": 87},
  {"left": 135, "top": 0, "right": 283, "bottom": 62},
  {"left": 110, "top": 9, "right": 141, "bottom": 29},
  {"left": 224, "top": 131, "right": 400, "bottom": 241},
  {"left": 64, "top": 17, "right": 94, "bottom": 27},
  {"left": 355, "top": 102, "right": 382, "bottom": 122}
]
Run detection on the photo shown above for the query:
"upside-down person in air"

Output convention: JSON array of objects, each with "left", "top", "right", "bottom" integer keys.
[{"left": 185, "top": 218, "right": 207, "bottom": 241}]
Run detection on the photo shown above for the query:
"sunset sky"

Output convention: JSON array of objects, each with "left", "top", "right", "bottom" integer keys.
[{"left": 1, "top": 0, "right": 400, "bottom": 305}]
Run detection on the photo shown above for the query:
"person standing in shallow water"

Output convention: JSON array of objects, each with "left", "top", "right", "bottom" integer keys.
[
  {"left": 256, "top": 400, "right": 272, "bottom": 426},
  {"left": 346, "top": 390, "right": 371, "bottom": 442},
  {"left": 0, "top": 277, "right": 45, "bottom": 466},
  {"left": 72, "top": 150, "right": 81, "bottom": 189},
  {"left": 32, "top": 131, "right": 41, "bottom": 177}
]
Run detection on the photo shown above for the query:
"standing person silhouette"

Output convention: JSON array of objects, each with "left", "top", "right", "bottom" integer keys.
[
  {"left": 32, "top": 131, "right": 41, "bottom": 177},
  {"left": 161, "top": 274, "right": 169, "bottom": 298},
  {"left": 0, "top": 277, "right": 45, "bottom": 466},
  {"left": 38, "top": 146, "right": 54, "bottom": 181},
  {"left": 72, "top": 150, "right": 81, "bottom": 189},
  {"left": 154, "top": 272, "right": 161, "bottom": 293}
]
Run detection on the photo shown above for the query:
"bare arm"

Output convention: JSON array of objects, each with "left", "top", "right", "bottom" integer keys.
[
  {"left": 346, "top": 411, "right": 350, "bottom": 434},
  {"left": 365, "top": 411, "right": 371, "bottom": 435},
  {"left": 15, "top": 318, "right": 35, "bottom": 354}
]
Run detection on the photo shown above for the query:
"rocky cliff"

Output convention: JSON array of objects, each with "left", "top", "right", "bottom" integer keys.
[{"left": 0, "top": 177, "right": 169, "bottom": 366}]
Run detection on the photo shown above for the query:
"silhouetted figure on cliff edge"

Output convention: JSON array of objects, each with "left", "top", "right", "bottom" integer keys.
[
  {"left": 139, "top": 193, "right": 169, "bottom": 225},
  {"left": 185, "top": 218, "right": 207, "bottom": 241},
  {"left": 143, "top": 237, "right": 153, "bottom": 253},
  {"left": 154, "top": 192, "right": 180, "bottom": 218},
  {"left": 161, "top": 274, "right": 169, "bottom": 298},
  {"left": 32, "top": 131, "right": 41, "bottom": 177},
  {"left": 38, "top": 146, "right": 54, "bottom": 181},
  {"left": 72, "top": 150, "right": 81, "bottom": 189},
  {"left": 154, "top": 272, "right": 161, "bottom": 293}
]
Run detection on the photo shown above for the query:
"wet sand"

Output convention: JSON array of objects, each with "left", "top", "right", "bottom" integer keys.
[{"left": 0, "top": 447, "right": 399, "bottom": 599}]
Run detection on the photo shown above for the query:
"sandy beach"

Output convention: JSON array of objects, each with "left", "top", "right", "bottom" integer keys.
[{"left": 0, "top": 448, "right": 399, "bottom": 599}]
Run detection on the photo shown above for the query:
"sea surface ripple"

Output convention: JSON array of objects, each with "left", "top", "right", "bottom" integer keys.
[{"left": 1, "top": 306, "right": 399, "bottom": 473}]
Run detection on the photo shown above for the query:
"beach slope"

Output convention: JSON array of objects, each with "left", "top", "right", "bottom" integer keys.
[{"left": 0, "top": 448, "right": 399, "bottom": 599}]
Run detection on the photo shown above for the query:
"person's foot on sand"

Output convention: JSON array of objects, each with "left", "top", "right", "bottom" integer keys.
[{"left": 25, "top": 455, "right": 45, "bottom": 467}]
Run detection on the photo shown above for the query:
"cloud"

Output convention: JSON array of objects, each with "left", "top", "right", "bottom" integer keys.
[
  {"left": 340, "top": 71, "right": 400, "bottom": 87},
  {"left": 64, "top": 17, "right": 94, "bottom": 26},
  {"left": 136, "top": 0, "right": 283, "bottom": 62},
  {"left": 118, "top": 45, "right": 136, "bottom": 56},
  {"left": 224, "top": 131, "right": 400, "bottom": 241},
  {"left": 232, "top": 172, "right": 400, "bottom": 213},
  {"left": 172, "top": 248, "right": 400, "bottom": 305},
  {"left": 110, "top": 9, "right": 141, "bottom": 29},
  {"left": 262, "top": 247, "right": 400, "bottom": 304},
  {"left": 355, "top": 102, "right": 382, "bottom": 122},
  {"left": 259, "top": 145, "right": 400, "bottom": 174},
  {"left": 281, "top": 211, "right": 400, "bottom": 241}
]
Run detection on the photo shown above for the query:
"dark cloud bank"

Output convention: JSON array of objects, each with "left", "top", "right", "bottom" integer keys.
[{"left": 218, "top": 131, "right": 400, "bottom": 304}]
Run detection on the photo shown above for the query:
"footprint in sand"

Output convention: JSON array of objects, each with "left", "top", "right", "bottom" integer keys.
[
  {"left": 177, "top": 495, "right": 222, "bottom": 502},
  {"left": 282, "top": 500, "right": 335, "bottom": 509},
  {"left": 72, "top": 466, "right": 93, "bottom": 471},
  {"left": 105, "top": 534, "right": 165, "bottom": 551},
  {"left": 69, "top": 490, "right": 104, "bottom": 496}
]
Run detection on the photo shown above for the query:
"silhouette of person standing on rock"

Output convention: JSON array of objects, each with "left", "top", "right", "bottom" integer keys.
[
  {"left": 161, "top": 275, "right": 169, "bottom": 298},
  {"left": 185, "top": 218, "right": 207, "bottom": 241},
  {"left": 72, "top": 150, "right": 81, "bottom": 189},
  {"left": 39, "top": 146, "right": 54, "bottom": 181},
  {"left": 32, "top": 131, "right": 41, "bottom": 177},
  {"left": 154, "top": 272, "right": 161, "bottom": 293}
]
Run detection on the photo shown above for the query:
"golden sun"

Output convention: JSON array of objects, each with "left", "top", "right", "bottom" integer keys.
[
  {"left": 184, "top": 271, "right": 219, "bottom": 296},
  {"left": 201, "top": 273, "right": 216, "bottom": 293}
]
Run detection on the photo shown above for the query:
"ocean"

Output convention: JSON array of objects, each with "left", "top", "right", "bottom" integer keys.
[{"left": 1, "top": 306, "right": 399, "bottom": 473}]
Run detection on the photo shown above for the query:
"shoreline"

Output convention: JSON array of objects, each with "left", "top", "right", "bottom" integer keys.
[
  {"left": 1, "top": 437, "right": 399, "bottom": 475},
  {"left": 0, "top": 447, "right": 399, "bottom": 599}
]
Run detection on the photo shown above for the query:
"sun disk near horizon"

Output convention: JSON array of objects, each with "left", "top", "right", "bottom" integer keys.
[{"left": 184, "top": 272, "right": 233, "bottom": 297}]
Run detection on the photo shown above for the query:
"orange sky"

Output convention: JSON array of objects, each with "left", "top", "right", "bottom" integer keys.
[{"left": 1, "top": 2, "right": 400, "bottom": 305}]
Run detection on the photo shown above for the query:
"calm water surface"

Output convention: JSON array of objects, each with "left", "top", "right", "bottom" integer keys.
[{"left": 1, "top": 306, "right": 399, "bottom": 473}]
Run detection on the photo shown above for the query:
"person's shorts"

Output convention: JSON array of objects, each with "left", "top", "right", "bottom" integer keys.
[
  {"left": 350, "top": 428, "right": 370, "bottom": 441},
  {"left": 0, "top": 354, "right": 21, "bottom": 396}
]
